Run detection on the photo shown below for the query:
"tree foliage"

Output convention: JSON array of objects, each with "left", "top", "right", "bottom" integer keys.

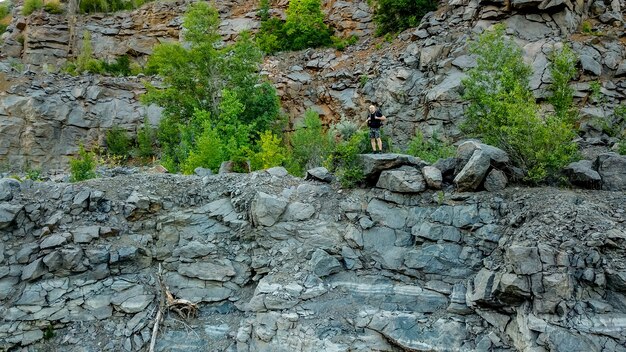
[
  {"left": 371, "top": 0, "right": 438, "bottom": 36},
  {"left": 144, "top": 2, "right": 280, "bottom": 172},
  {"left": 462, "top": 25, "right": 578, "bottom": 183},
  {"left": 256, "top": 0, "right": 333, "bottom": 53}
]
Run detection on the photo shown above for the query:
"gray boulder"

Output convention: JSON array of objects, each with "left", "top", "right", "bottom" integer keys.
[
  {"left": 266, "top": 166, "right": 288, "bottom": 177},
  {"left": 0, "top": 203, "right": 23, "bottom": 229},
  {"left": 563, "top": 160, "right": 601, "bottom": 189},
  {"left": 454, "top": 150, "right": 491, "bottom": 192},
  {"left": 422, "top": 166, "right": 443, "bottom": 189},
  {"left": 72, "top": 226, "right": 101, "bottom": 244},
  {"left": 0, "top": 178, "right": 21, "bottom": 201},
  {"left": 305, "top": 167, "right": 333, "bottom": 183},
  {"left": 456, "top": 141, "right": 509, "bottom": 173},
  {"left": 376, "top": 166, "right": 426, "bottom": 193},
  {"left": 358, "top": 154, "right": 427, "bottom": 182},
  {"left": 21, "top": 258, "right": 46, "bottom": 281},
  {"left": 251, "top": 192, "right": 288, "bottom": 227},
  {"left": 483, "top": 169, "right": 508, "bottom": 192},
  {"left": 595, "top": 153, "right": 626, "bottom": 191},
  {"left": 580, "top": 55, "right": 602, "bottom": 76},
  {"left": 194, "top": 167, "right": 213, "bottom": 177},
  {"left": 310, "top": 249, "right": 342, "bottom": 277}
]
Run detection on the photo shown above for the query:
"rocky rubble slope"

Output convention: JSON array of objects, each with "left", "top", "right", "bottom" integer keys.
[{"left": 1, "top": 161, "right": 626, "bottom": 351}]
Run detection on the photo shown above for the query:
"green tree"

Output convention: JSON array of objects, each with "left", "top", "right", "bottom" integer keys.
[
  {"left": 462, "top": 25, "right": 578, "bottom": 183},
  {"left": 144, "top": 2, "right": 280, "bottom": 171},
  {"left": 105, "top": 126, "right": 131, "bottom": 158},
  {"left": 548, "top": 44, "right": 578, "bottom": 122},
  {"left": 283, "top": 0, "right": 332, "bottom": 50},
  {"left": 372, "top": 0, "right": 438, "bottom": 36}
]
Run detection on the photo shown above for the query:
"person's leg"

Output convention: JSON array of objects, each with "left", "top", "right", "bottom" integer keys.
[
  {"left": 370, "top": 138, "right": 377, "bottom": 151},
  {"left": 369, "top": 129, "right": 377, "bottom": 151},
  {"left": 376, "top": 138, "right": 383, "bottom": 152}
]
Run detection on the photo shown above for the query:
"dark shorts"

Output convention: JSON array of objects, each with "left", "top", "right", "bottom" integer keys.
[{"left": 369, "top": 128, "right": 381, "bottom": 139}]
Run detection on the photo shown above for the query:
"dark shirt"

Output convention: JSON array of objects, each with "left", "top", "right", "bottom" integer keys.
[{"left": 368, "top": 110, "right": 383, "bottom": 128}]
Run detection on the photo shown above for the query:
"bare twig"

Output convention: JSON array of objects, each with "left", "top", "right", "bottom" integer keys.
[{"left": 149, "top": 264, "right": 165, "bottom": 352}]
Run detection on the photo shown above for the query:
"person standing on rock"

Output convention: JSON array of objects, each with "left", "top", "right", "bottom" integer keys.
[{"left": 366, "top": 104, "right": 387, "bottom": 153}]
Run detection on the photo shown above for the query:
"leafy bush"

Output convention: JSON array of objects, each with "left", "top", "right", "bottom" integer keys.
[
  {"left": 325, "top": 131, "right": 367, "bottom": 188},
  {"left": 256, "top": 0, "right": 333, "bottom": 53},
  {"left": 462, "top": 25, "right": 578, "bottom": 183},
  {"left": 371, "top": 0, "right": 438, "bottom": 36},
  {"left": 330, "top": 117, "right": 359, "bottom": 141},
  {"left": 618, "top": 140, "right": 626, "bottom": 155},
  {"left": 79, "top": 0, "right": 150, "bottom": 13},
  {"left": 105, "top": 126, "right": 132, "bottom": 158},
  {"left": 136, "top": 118, "right": 156, "bottom": 158},
  {"left": 252, "top": 131, "right": 289, "bottom": 170},
  {"left": 288, "top": 110, "right": 332, "bottom": 176},
  {"left": 69, "top": 145, "right": 97, "bottom": 182},
  {"left": 548, "top": 44, "right": 577, "bottom": 123},
  {"left": 406, "top": 131, "right": 454, "bottom": 163},
  {"left": 0, "top": 3, "right": 9, "bottom": 18},
  {"left": 43, "top": 0, "right": 63, "bottom": 14},
  {"left": 22, "top": 0, "right": 43, "bottom": 15},
  {"left": 101, "top": 55, "right": 132, "bottom": 76}
]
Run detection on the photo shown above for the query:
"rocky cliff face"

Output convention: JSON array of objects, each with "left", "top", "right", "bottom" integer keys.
[
  {"left": 1, "top": 168, "right": 626, "bottom": 351},
  {"left": 1, "top": 0, "right": 625, "bottom": 168}
]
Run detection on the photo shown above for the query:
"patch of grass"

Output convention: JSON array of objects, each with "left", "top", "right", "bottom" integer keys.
[
  {"left": 22, "top": 0, "right": 43, "bottom": 15},
  {"left": 43, "top": 0, "right": 63, "bottom": 14}
]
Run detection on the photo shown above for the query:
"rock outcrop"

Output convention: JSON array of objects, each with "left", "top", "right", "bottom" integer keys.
[{"left": 0, "top": 171, "right": 625, "bottom": 351}]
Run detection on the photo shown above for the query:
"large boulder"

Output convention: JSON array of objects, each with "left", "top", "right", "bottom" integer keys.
[
  {"left": 305, "top": 167, "right": 333, "bottom": 183},
  {"left": 0, "top": 203, "right": 23, "bottom": 230},
  {"left": 456, "top": 141, "right": 509, "bottom": 173},
  {"left": 484, "top": 169, "right": 508, "bottom": 192},
  {"left": 454, "top": 150, "right": 491, "bottom": 192},
  {"left": 251, "top": 192, "right": 288, "bottom": 227},
  {"left": 422, "top": 166, "right": 443, "bottom": 189},
  {"left": 595, "top": 153, "right": 626, "bottom": 191},
  {"left": 310, "top": 249, "right": 342, "bottom": 277},
  {"left": 358, "top": 154, "right": 427, "bottom": 182},
  {"left": 563, "top": 160, "right": 601, "bottom": 189},
  {"left": 0, "top": 178, "right": 21, "bottom": 201},
  {"left": 376, "top": 166, "right": 426, "bottom": 193}
]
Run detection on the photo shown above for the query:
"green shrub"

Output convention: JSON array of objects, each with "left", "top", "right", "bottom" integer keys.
[
  {"left": 405, "top": 131, "right": 454, "bottom": 163},
  {"left": 79, "top": 0, "right": 149, "bottom": 13},
  {"left": 0, "top": 4, "right": 9, "bottom": 18},
  {"left": 102, "top": 55, "right": 132, "bottom": 76},
  {"left": 371, "top": 0, "right": 438, "bottom": 36},
  {"left": 331, "top": 35, "right": 358, "bottom": 51},
  {"left": 548, "top": 44, "right": 577, "bottom": 123},
  {"left": 43, "top": 0, "right": 63, "bottom": 14},
  {"left": 618, "top": 140, "right": 626, "bottom": 155},
  {"left": 288, "top": 110, "right": 332, "bottom": 176},
  {"left": 136, "top": 118, "right": 155, "bottom": 158},
  {"left": 256, "top": 0, "right": 333, "bottom": 53},
  {"left": 325, "top": 130, "right": 367, "bottom": 188},
  {"left": 22, "top": 0, "right": 43, "bottom": 15},
  {"left": 462, "top": 24, "right": 578, "bottom": 183},
  {"left": 330, "top": 117, "right": 359, "bottom": 141},
  {"left": 105, "top": 126, "right": 132, "bottom": 158},
  {"left": 251, "top": 130, "right": 289, "bottom": 170},
  {"left": 69, "top": 145, "right": 97, "bottom": 182}
]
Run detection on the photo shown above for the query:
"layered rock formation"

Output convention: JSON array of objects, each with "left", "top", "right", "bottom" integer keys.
[{"left": 1, "top": 169, "right": 626, "bottom": 351}]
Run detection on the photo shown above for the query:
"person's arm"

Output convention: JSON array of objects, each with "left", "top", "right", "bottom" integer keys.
[{"left": 376, "top": 111, "right": 387, "bottom": 121}]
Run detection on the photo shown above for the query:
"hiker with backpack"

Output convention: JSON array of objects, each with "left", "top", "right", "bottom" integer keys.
[{"left": 366, "top": 104, "right": 387, "bottom": 153}]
